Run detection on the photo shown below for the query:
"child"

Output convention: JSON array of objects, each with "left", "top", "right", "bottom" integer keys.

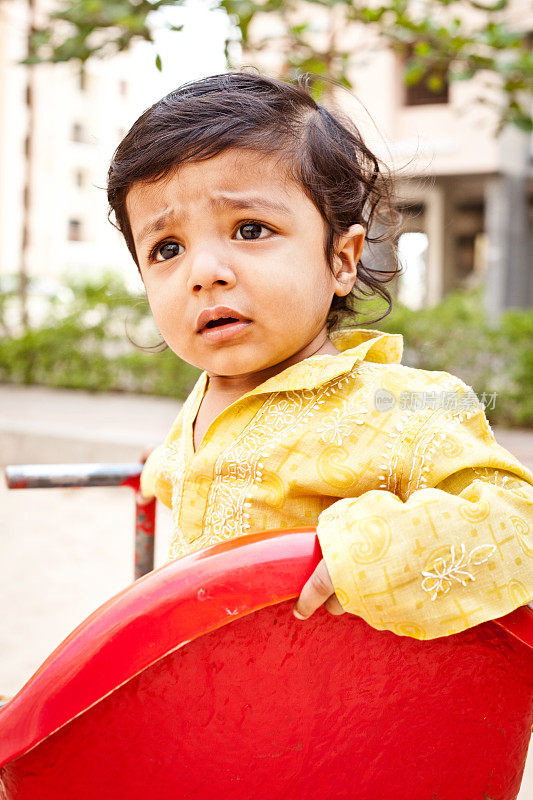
[{"left": 107, "top": 70, "right": 533, "bottom": 640}]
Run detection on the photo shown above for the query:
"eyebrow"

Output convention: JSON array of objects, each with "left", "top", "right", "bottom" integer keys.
[{"left": 137, "top": 194, "right": 293, "bottom": 246}]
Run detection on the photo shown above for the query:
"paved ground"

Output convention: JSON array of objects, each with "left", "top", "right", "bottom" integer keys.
[{"left": 1, "top": 384, "right": 532, "bottom": 794}]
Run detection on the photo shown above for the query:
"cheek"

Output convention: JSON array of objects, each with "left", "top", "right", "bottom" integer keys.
[
  {"left": 268, "top": 259, "right": 333, "bottom": 309},
  {"left": 144, "top": 283, "right": 182, "bottom": 339},
  {"left": 144, "top": 283, "right": 163, "bottom": 320}
]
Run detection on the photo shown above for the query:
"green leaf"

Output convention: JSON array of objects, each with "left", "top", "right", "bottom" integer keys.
[
  {"left": 404, "top": 61, "right": 426, "bottom": 86},
  {"left": 470, "top": 0, "right": 507, "bottom": 10},
  {"left": 427, "top": 73, "right": 444, "bottom": 92},
  {"left": 14, "top": 0, "right": 533, "bottom": 136},
  {"left": 509, "top": 108, "right": 533, "bottom": 132},
  {"left": 413, "top": 41, "right": 431, "bottom": 57}
]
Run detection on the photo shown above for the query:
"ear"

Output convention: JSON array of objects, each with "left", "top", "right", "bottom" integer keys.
[{"left": 332, "top": 224, "right": 365, "bottom": 297}]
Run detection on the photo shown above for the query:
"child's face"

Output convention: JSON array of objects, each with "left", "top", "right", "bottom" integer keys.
[{"left": 127, "top": 148, "right": 362, "bottom": 383}]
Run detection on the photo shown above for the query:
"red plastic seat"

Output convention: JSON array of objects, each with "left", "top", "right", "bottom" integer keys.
[{"left": 0, "top": 529, "right": 532, "bottom": 800}]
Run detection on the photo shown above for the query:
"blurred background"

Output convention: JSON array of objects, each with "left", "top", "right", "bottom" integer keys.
[
  {"left": 0, "top": 0, "right": 532, "bottom": 789},
  {"left": 0, "top": 0, "right": 532, "bottom": 420}
]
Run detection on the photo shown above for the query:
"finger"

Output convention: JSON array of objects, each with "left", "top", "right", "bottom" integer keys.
[
  {"left": 293, "top": 559, "right": 334, "bottom": 620},
  {"left": 324, "top": 594, "right": 346, "bottom": 616}
]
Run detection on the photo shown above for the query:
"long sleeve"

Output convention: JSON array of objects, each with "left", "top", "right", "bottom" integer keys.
[
  {"left": 140, "top": 444, "right": 168, "bottom": 500},
  {"left": 317, "top": 379, "right": 533, "bottom": 640},
  {"left": 139, "top": 404, "right": 186, "bottom": 505}
]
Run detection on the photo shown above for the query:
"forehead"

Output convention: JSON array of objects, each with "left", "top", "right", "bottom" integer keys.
[{"left": 126, "top": 148, "right": 312, "bottom": 225}]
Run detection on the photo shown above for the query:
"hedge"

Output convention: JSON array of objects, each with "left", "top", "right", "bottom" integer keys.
[{"left": 0, "top": 276, "right": 531, "bottom": 427}]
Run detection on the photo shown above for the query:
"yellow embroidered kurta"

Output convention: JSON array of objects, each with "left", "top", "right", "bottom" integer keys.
[{"left": 141, "top": 327, "right": 533, "bottom": 640}]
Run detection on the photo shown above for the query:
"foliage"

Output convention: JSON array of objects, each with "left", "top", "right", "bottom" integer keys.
[
  {"left": 0, "top": 277, "right": 531, "bottom": 426},
  {"left": 16, "top": 0, "right": 533, "bottom": 132},
  {"left": 0, "top": 274, "right": 200, "bottom": 398},
  {"left": 363, "top": 285, "right": 533, "bottom": 426}
]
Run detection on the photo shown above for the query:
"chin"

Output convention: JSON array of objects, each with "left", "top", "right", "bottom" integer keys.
[
  {"left": 207, "top": 361, "right": 260, "bottom": 377},
  {"left": 207, "top": 352, "right": 272, "bottom": 376}
]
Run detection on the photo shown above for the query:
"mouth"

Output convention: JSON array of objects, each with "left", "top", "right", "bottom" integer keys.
[
  {"left": 203, "top": 316, "right": 242, "bottom": 330},
  {"left": 195, "top": 306, "right": 253, "bottom": 342},
  {"left": 198, "top": 316, "right": 253, "bottom": 343}
]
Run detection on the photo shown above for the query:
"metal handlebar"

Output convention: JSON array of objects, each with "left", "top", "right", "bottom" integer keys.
[
  {"left": 5, "top": 463, "right": 156, "bottom": 580},
  {"left": 6, "top": 464, "right": 533, "bottom": 617}
]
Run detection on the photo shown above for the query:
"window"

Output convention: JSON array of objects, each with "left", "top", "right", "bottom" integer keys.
[
  {"left": 68, "top": 219, "right": 82, "bottom": 242},
  {"left": 401, "top": 45, "right": 449, "bottom": 107},
  {"left": 74, "top": 170, "right": 84, "bottom": 188},
  {"left": 119, "top": 80, "right": 128, "bottom": 98},
  {"left": 78, "top": 70, "right": 87, "bottom": 92},
  {"left": 405, "top": 76, "right": 449, "bottom": 106},
  {"left": 71, "top": 123, "right": 85, "bottom": 143}
]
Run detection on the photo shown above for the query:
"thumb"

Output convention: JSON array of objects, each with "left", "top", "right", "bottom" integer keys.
[{"left": 293, "top": 559, "right": 334, "bottom": 620}]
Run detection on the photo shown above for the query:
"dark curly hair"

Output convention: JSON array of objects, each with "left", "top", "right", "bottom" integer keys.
[{"left": 107, "top": 69, "right": 401, "bottom": 332}]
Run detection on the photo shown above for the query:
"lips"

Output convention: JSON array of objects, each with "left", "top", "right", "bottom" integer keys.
[{"left": 195, "top": 305, "right": 251, "bottom": 333}]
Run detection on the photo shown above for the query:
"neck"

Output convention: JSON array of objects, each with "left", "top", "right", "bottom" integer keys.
[{"left": 205, "top": 332, "right": 339, "bottom": 401}]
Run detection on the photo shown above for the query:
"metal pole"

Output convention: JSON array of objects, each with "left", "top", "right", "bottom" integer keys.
[
  {"left": 134, "top": 494, "right": 156, "bottom": 580},
  {"left": 5, "top": 463, "right": 156, "bottom": 578}
]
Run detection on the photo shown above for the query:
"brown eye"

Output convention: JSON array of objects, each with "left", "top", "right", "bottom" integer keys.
[
  {"left": 235, "top": 223, "right": 270, "bottom": 240},
  {"left": 154, "top": 242, "right": 183, "bottom": 261}
]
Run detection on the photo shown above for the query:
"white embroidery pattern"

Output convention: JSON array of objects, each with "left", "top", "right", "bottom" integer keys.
[
  {"left": 378, "top": 408, "right": 415, "bottom": 493},
  {"left": 319, "top": 404, "right": 360, "bottom": 445},
  {"left": 471, "top": 467, "right": 511, "bottom": 487},
  {"left": 471, "top": 467, "right": 530, "bottom": 497},
  {"left": 421, "top": 543, "right": 496, "bottom": 600},
  {"left": 307, "top": 361, "right": 395, "bottom": 486},
  {"left": 200, "top": 373, "right": 358, "bottom": 547},
  {"left": 317, "top": 365, "right": 380, "bottom": 446},
  {"left": 404, "top": 378, "right": 482, "bottom": 497}
]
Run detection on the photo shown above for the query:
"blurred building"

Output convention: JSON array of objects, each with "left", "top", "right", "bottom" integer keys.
[
  {"left": 247, "top": 0, "right": 533, "bottom": 316},
  {"left": 0, "top": 0, "right": 229, "bottom": 296},
  {"left": 0, "top": 0, "right": 531, "bottom": 315},
  {"left": 0, "top": 0, "right": 145, "bottom": 291}
]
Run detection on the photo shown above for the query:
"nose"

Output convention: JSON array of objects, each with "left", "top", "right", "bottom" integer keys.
[{"left": 186, "top": 246, "right": 236, "bottom": 294}]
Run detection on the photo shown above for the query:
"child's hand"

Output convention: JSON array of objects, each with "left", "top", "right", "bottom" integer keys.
[{"left": 293, "top": 559, "right": 346, "bottom": 620}]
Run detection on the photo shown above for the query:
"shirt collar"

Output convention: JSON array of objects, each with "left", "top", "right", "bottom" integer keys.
[{"left": 192, "top": 328, "right": 403, "bottom": 402}]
